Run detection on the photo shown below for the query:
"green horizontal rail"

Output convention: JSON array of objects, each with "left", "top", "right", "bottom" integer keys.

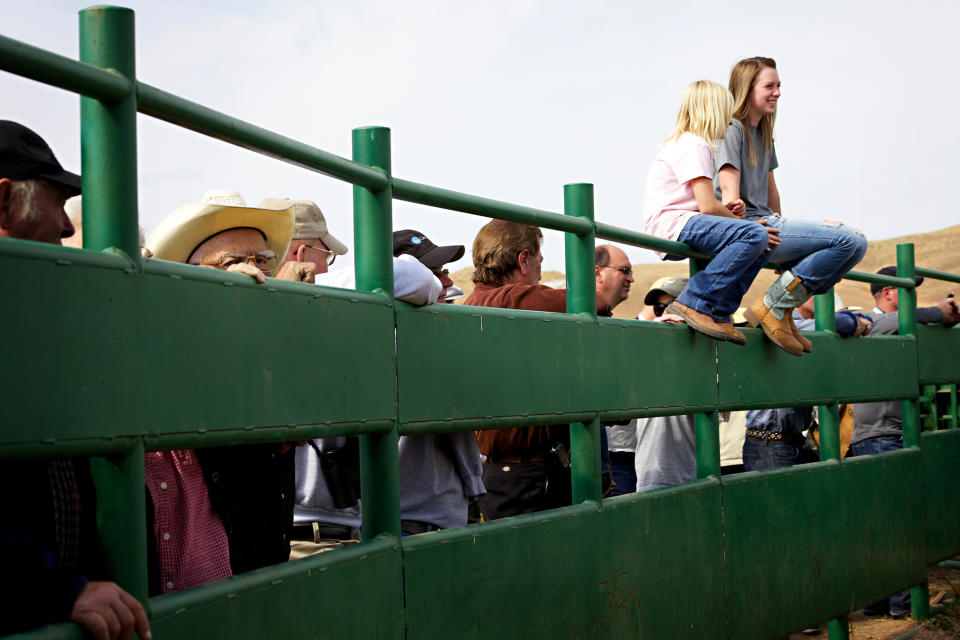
[
  {"left": 916, "top": 266, "right": 960, "bottom": 285},
  {"left": 136, "top": 83, "right": 388, "bottom": 191},
  {"left": 149, "top": 535, "right": 399, "bottom": 618},
  {"left": 391, "top": 177, "right": 592, "bottom": 234},
  {"left": 842, "top": 269, "right": 918, "bottom": 289},
  {"left": 0, "top": 34, "right": 131, "bottom": 102},
  {"left": 594, "top": 221, "right": 710, "bottom": 260}
]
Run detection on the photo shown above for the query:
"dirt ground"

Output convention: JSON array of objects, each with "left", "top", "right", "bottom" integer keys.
[{"left": 786, "top": 564, "right": 960, "bottom": 640}]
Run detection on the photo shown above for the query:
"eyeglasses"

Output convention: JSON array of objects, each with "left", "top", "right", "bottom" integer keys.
[
  {"left": 653, "top": 301, "right": 669, "bottom": 317},
  {"left": 198, "top": 250, "right": 278, "bottom": 274},
  {"left": 599, "top": 265, "right": 633, "bottom": 277},
  {"left": 301, "top": 244, "right": 337, "bottom": 266}
]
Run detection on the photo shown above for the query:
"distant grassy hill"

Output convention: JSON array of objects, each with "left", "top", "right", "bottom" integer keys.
[{"left": 451, "top": 224, "right": 960, "bottom": 318}]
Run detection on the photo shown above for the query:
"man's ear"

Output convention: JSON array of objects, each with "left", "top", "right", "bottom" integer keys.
[
  {"left": 0, "top": 178, "right": 12, "bottom": 230},
  {"left": 517, "top": 248, "right": 530, "bottom": 275},
  {"left": 295, "top": 243, "right": 306, "bottom": 262}
]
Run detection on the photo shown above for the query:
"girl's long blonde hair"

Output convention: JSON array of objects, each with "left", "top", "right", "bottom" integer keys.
[
  {"left": 662, "top": 80, "right": 734, "bottom": 151},
  {"left": 729, "top": 56, "right": 777, "bottom": 166}
]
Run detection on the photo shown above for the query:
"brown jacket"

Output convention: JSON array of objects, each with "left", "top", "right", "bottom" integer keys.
[{"left": 465, "top": 282, "right": 608, "bottom": 458}]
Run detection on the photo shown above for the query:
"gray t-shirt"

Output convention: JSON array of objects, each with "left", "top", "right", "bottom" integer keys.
[
  {"left": 713, "top": 119, "right": 778, "bottom": 219},
  {"left": 634, "top": 414, "right": 696, "bottom": 492},
  {"left": 852, "top": 307, "right": 952, "bottom": 443}
]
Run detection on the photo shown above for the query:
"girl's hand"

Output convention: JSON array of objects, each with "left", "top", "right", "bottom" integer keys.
[
  {"left": 725, "top": 199, "right": 745, "bottom": 218},
  {"left": 755, "top": 218, "right": 781, "bottom": 251}
]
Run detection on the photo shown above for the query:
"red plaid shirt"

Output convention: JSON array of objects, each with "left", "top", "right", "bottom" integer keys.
[{"left": 144, "top": 450, "right": 232, "bottom": 593}]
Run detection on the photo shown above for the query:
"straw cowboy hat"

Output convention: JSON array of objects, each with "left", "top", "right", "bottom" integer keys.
[{"left": 146, "top": 190, "right": 295, "bottom": 264}]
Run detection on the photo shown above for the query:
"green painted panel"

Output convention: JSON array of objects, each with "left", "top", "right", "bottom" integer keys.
[
  {"left": 149, "top": 538, "right": 402, "bottom": 639},
  {"left": 402, "top": 480, "right": 725, "bottom": 640},
  {"left": 718, "top": 331, "right": 917, "bottom": 410},
  {"left": 723, "top": 453, "right": 924, "bottom": 639},
  {"left": 396, "top": 306, "right": 718, "bottom": 429},
  {"left": 917, "top": 325, "right": 960, "bottom": 385},
  {"left": 0, "top": 243, "right": 396, "bottom": 449},
  {"left": 922, "top": 430, "right": 960, "bottom": 563}
]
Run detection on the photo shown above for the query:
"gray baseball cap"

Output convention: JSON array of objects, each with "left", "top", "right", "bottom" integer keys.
[{"left": 643, "top": 276, "right": 688, "bottom": 305}]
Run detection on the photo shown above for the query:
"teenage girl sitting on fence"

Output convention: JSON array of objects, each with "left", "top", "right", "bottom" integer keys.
[
  {"left": 716, "top": 56, "right": 867, "bottom": 356},
  {"left": 643, "top": 80, "right": 777, "bottom": 345}
]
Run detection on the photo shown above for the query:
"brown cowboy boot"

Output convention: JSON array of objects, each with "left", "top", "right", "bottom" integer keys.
[
  {"left": 666, "top": 301, "right": 728, "bottom": 341},
  {"left": 716, "top": 322, "right": 746, "bottom": 345},
  {"left": 786, "top": 313, "right": 813, "bottom": 353},
  {"left": 743, "top": 271, "right": 809, "bottom": 357}
]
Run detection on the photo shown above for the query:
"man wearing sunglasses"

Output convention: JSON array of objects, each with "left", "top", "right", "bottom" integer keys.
[
  {"left": 595, "top": 245, "right": 635, "bottom": 312},
  {"left": 639, "top": 277, "right": 688, "bottom": 322}
]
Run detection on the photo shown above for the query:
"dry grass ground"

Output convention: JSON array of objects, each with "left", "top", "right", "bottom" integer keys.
[
  {"left": 450, "top": 224, "right": 960, "bottom": 317},
  {"left": 784, "top": 564, "right": 960, "bottom": 640}
]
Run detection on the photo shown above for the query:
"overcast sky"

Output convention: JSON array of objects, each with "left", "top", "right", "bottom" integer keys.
[{"left": 3, "top": 0, "right": 956, "bottom": 272}]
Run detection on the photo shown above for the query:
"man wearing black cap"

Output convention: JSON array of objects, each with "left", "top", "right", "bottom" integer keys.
[
  {"left": 850, "top": 266, "right": 959, "bottom": 619},
  {"left": 393, "top": 229, "right": 463, "bottom": 303},
  {"left": 0, "top": 122, "right": 150, "bottom": 639},
  {"left": 870, "top": 265, "right": 925, "bottom": 315},
  {"left": 391, "top": 230, "right": 484, "bottom": 534},
  {"left": 0, "top": 121, "right": 78, "bottom": 244}
]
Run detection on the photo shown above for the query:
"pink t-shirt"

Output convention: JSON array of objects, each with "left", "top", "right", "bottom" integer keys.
[{"left": 643, "top": 133, "right": 715, "bottom": 259}]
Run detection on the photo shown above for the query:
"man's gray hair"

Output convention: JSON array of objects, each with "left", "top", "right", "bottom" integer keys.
[{"left": 6, "top": 178, "right": 46, "bottom": 225}]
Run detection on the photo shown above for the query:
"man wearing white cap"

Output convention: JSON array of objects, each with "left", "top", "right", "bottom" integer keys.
[{"left": 263, "top": 197, "right": 441, "bottom": 305}]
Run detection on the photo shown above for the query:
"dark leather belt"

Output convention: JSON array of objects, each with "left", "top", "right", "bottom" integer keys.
[
  {"left": 291, "top": 521, "right": 357, "bottom": 541},
  {"left": 401, "top": 519, "right": 439, "bottom": 535},
  {"left": 745, "top": 429, "right": 805, "bottom": 449},
  {"left": 488, "top": 454, "right": 546, "bottom": 464}
]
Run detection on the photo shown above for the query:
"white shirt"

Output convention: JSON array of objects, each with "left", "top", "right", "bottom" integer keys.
[{"left": 315, "top": 254, "right": 442, "bottom": 306}]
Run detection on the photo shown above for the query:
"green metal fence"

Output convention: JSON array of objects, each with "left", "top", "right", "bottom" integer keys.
[{"left": 2, "top": 6, "right": 959, "bottom": 639}]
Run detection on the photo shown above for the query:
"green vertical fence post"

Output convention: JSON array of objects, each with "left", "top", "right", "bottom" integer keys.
[
  {"left": 564, "top": 183, "right": 600, "bottom": 502},
  {"left": 817, "top": 404, "right": 841, "bottom": 462},
  {"left": 79, "top": 6, "right": 139, "bottom": 258},
  {"left": 896, "top": 243, "right": 930, "bottom": 621},
  {"left": 815, "top": 289, "right": 842, "bottom": 464},
  {"left": 921, "top": 385, "right": 939, "bottom": 431},
  {"left": 690, "top": 243, "right": 717, "bottom": 479},
  {"left": 88, "top": 442, "right": 149, "bottom": 606},
  {"left": 814, "top": 288, "right": 836, "bottom": 333},
  {"left": 944, "top": 384, "right": 958, "bottom": 429},
  {"left": 694, "top": 412, "right": 720, "bottom": 479},
  {"left": 352, "top": 126, "right": 400, "bottom": 538},
  {"left": 78, "top": 6, "right": 148, "bottom": 610},
  {"left": 826, "top": 617, "right": 850, "bottom": 640}
]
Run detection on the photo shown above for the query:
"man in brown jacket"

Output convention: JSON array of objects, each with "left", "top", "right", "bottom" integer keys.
[{"left": 464, "top": 220, "right": 609, "bottom": 519}]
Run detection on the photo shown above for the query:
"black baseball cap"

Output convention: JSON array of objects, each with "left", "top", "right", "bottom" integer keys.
[
  {"left": 0, "top": 121, "right": 81, "bottom": 194},
  {"left": 393, "top": 229, "right": 464, "bottom": 269},
  {"left": 871, "top": 265, "right": 924, "bottom": 296}
]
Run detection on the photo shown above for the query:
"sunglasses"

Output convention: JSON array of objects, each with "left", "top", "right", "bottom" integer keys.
[
  {"left": 653, "top": 301, "right": 670, "bottom": 317},
  {"left": 599, "top": 265, "right": 633, "bottom": 277}
]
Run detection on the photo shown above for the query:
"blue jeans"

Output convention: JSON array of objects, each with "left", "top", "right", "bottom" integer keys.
[
  {"left": 746, "top": 215, "right": 868, "bottom": 295},
  {"left": 608, "top": 451, "right": 637, "bottom": 497},
  {"left": 849, "top": 435, "right": 910, "bottom": 616},
  {"left": 742, "top": 437, "right": 815, "bottom": 471},
  {"left": 675, "top": 215, "right": 770, "bottom": 322},
  {"left": 849, "top": 435, "right": 903, "bottom": 456}
]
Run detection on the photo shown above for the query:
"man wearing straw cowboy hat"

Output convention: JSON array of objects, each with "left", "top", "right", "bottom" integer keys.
[{"left": 143, "top": 190, "right": 314, "bottom": 579}]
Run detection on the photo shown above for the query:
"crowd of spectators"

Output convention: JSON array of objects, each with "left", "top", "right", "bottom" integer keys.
[{"left": 2, "top": 112, "right": 958, "bottom": 638}]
